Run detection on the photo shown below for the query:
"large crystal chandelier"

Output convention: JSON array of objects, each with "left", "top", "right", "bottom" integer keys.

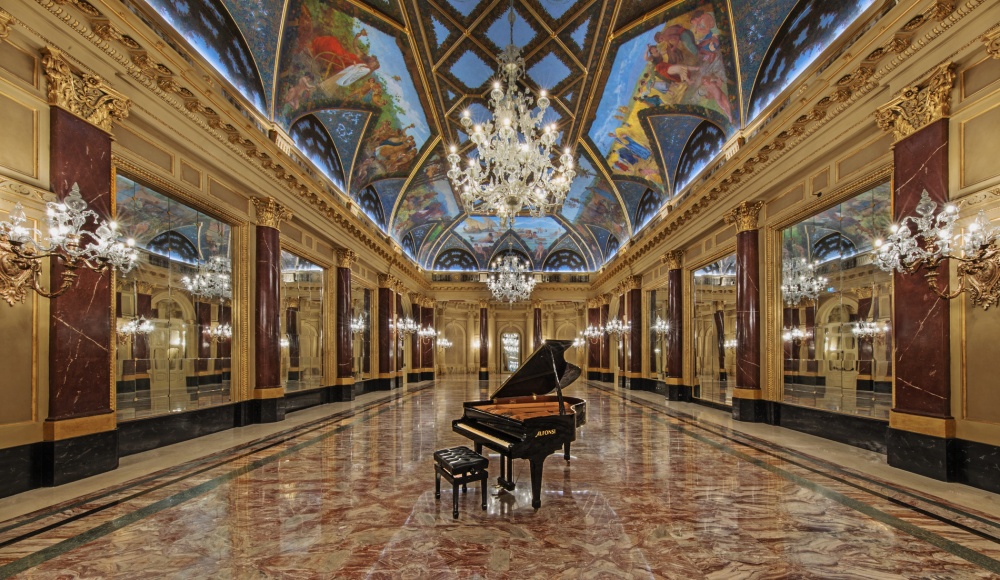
[
  {"left": 182, "top": 256, "right": 231, "bottom": 302},
  {"left": 781, "top": 258, "right": 827, "bottom": 306},
  {"left": 486, "top": 241, "right": 537, "bottom": 303},
  {"left": 446, "top": 1, "right": 576, "bottom": 229},
  {"left": 117, "top": 316, "right": 155, "bottom": 345}
]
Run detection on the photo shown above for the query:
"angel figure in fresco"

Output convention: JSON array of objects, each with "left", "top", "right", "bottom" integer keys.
[
  {"left": 534, "top": 241, "right": 546, "bottom": 262},
  {"left": 311, "top": 30, "right": 380, "bottom": 90},
  {"left": 645, "top": 44, "right": 698, "bottom": 84},
  {"left": 284, "top": 73, "right": 316, "bottom": 113},
  {"left": 348, "top": 77, "right": 386, "bottom": 106}
]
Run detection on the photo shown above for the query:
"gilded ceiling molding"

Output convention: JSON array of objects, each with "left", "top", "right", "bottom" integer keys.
[
  {"left": 590, "top": 0, "right": 988, "bottom": 290},
  {"left": 41, "top": 46, "right": 129, "bottom": 133},
  {"left": 983, "top": 28, "right": 1000, "bottom": 59},
  {"left": 336, "top": 248, "right": 357, "bottom": 269},
  {"left": 251, "top": 197, "right": 293, "bottom": 230},
  {"left": 875, "top": 63, "right": 956, "bottom": 141},
  {"left": 0, "top": 9, "right": 15, "bottom": 42},
  {"left": 724, "top": 201, "right": 764, "bottom": 233},
  {"left": 662, "top": 250, "right": 683, "bottom": 270}
]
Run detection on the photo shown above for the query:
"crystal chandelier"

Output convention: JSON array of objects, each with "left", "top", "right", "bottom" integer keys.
[
  {"left": 604, "top": 317, "right": 630, "bottom": 339},
  {"left": 182, "top": 256, "right": 231, "bottom": 302},
  {"left": 418, "top": 325, "right": 437, "bottom": 343},
  {"left": 781, "top": 258, "right": 827, "bottom": 306},
  {"left": 350, "top": 313, "right": 366, "bottom": 335},
  {"left": 582, "top": 324, "right": 604, "bottom": 343},
  {"left": 651, "top": 316, "right": 670, "bottom": 337},
  {"left": 782, "top": 326, "right": 809, "bottom": 342},
  {"left": 437, "top": 337, "right": 453, "bottom": 350},
  {"left": 393, "top": 316, "right": 419, "bottom": 345},
  {"left": 572, "top": 335, "right": 585, "bottom": 348},
  {"left": 445, "top": 1, "right": 576, "bottom": 229},
  {"left": 723, "top": 338, "right": 737, "bottom": 350},
  {"left": 875, "top": 190, "right": 1000, "bottom": 310},
  {"left": 205, "top": 322, "right": 232, "bottom": 343},
  {"left": 117, "top": 316, "right": 154, "bottom": 345},
  {"left": 852, "top": 320, "right": 889, "bottom": 341},
  {"left": 486, "top": 242, "right": 537, "bottom": 303},
  {"left": 0, "top": 183, "right": 139, "bottom": 306}
]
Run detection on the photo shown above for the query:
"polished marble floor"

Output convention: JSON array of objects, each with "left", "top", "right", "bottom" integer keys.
[{"left": 2, "top": 377, "right": 1000, "bottom": 578}]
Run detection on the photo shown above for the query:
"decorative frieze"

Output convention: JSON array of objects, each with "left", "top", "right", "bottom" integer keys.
[
  {"left": 41, "top": 46, "right": 130, "bottom": 133},
  {"left": 251, "top": 197, "right": 292, "bottom": 229},
  {"left": 875, "top": 63, "right": 956, "bottom": 141},
  {"left": 724, "top": 201, "right": 764, "bottom": 233}
]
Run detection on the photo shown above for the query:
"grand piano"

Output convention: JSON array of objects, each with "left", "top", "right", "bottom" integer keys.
[{"left": 453, "top": 339, "right": 586, "bottom": 509}]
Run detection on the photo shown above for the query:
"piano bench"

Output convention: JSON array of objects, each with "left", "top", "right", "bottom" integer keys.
[{"left": 433, "top": 446, "right": 489, "bottom": 518}]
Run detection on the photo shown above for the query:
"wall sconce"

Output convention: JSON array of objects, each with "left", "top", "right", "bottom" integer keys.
[
  {"left": 582, "top": 324, "right": 604, "bottom": 343},
  {"left": 723, "top": 338, "right": 737, "bottom": 350},
  {"left": 437, "top": 336, "right": 453, "bottom": 350},
  {"left": 279, "top": 336, "right": 290, "bottom": 348},
  {"left": 572, "top": 335, "right": 585, "bottom": 348},
  {"left": 651, "top": 315, "right": 669, "bottom": 337},
  {"left": 782, "top": 326, "right": 810, "bottom": 342},
  {"left": 117, "top": 316, "right": 154, "bottom": 345},
  {"left": 0, "top": 183, "right": 138, "bottom": 306},
  {"left": 875, "top": 190, "right": 1000, "bottom": 310},
  {"left": 392, "top": 316, "right": 419, "bottom": 345},
  {"left": 418, "top": 325, "right": 436, "bottom": 343},
  {"left": 851, "top": 320, "right": 889, "bottom": 344},
  {"left": 604, "top": 317, "right": 631, "bottom": 340},
  {"left": 471, "top": 338, "right": 481, "bottom": 350},
  {"left": 205, "top": 322, "right": 232, "bottom": 343},
  {"left": 350, "top": 313, "right": 366, "bottom": 335}
]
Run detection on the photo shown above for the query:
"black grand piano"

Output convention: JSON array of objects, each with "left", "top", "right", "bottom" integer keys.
[{"left": 452, "top": 339, "right": 586, "bottom": 509}]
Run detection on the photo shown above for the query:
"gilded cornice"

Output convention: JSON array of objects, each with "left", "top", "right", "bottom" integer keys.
[
  {"left": 41, "top": 46, "right": 129, "bottom": 133},
  {"left": 588, "top": 0, "right": 988, "bottom": 290},
  {"left": 662, "top": 250, "right": 683, "bottom": 270},
  {"left": 875, "top": 63, "right": 956, "bottom": 141},
  {"left": 251, "top": 197, "right": 292, "bottom": 230},
  {"left": 336, "top": 248, "right": 357, "bottom": 269},
  {"left": 982, "top": 27, "right": 1000, "bottom": 59},
  {"left": 0, "top": 9, "right": 15, "bottom": 41},
  {"left": 724, "top": 201, "right": 764, "bottom": 233}
]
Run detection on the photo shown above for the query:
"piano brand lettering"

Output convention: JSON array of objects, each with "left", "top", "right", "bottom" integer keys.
[{"left": 536, "top": 429, "right": 557, "bottom": 437}]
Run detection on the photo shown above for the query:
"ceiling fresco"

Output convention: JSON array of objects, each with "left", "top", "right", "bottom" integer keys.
[{"left": 139, "top": 0, "right": 878, "bottom": 272}]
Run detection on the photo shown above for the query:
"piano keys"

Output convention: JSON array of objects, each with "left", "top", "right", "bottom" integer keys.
[{"left": 452, "top": 339, "right": 586, "bottom": 509}]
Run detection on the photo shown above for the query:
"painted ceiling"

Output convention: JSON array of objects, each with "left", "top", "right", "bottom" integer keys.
[{"left": 140, "top": 0, "right": 877, "bottom": 271}]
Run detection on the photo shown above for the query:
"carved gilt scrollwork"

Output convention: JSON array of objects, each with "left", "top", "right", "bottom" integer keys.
[
  {"left": 0, "top": 9, "right": 15, "bottom": 42},
  {"left": 251, "top": 197, "right": 292, "bottom": 229},
  {"left": 40, "top": 47, "right": 130, "bottom": 133},
  {"left": 724, "top": 201, "right": 764, "bottom": 233},
  {"left": 875, "top": 63, "right": 956, "bottom": 141}
]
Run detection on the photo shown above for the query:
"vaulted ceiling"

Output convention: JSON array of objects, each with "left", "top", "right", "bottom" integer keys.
[{"left": 140, "top": 0, "right": 878, "bottom": 271}]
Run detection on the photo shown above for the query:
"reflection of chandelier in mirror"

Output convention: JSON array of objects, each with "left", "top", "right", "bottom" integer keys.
[
  {"left": 393, "top": 317, "right": 419, "bottom": 345},
  {"left": 446, "top": 2, "right": 576, "bottom": 229},
  {"left": 852, "top": 320, "right": 889, "bottom": 341},
  {"left": 486, "top": 244, "right": 537, "bottom": 303},
  {"left": 875, "top": 190, "right": 1000, "bottom": 310},
  {"left": 117, "top": 316, "right": 154, "bottom": 345},
  {"left": 205, "top": 322, "right": 232, "bottom": 343},
  {"left": 279, "top": 336, "right": 290, "bottom": 348},
  {"left": 182, "top": 256, "right": 231, "bottom": 302},
  {"left": 437, "top": 337, "right": 453, "bottom": 350},
  {"left": 418, "top": 325, "right": 436, "bottom": 343},
  {"left": 651, "top": 315, "right": 670, "bottom": 337},
  {"left": 782, "top": 326, "right": 809, "bottom": 342},
  {"left": 350, "top": 313, "right": 366, "bottom": 335},
  {"left": 582, "top": 324, "right": 603, "bottom": 343},
  {"left": 604, "top": 317, "right": 631, "bottom": 339},
  {"left": 572, "top": 335, "right": 585, "bottom": 348},
  {"left": 0, "top": 183, "right": 139, "bottom": 306},
  {"left": 723, "top": 338, "right": 737, "bottom": 350},
  {"left": 781, "top": 258, "right": 827, "bottom": 306}
]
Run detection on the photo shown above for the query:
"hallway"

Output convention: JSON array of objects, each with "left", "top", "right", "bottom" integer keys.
[{"left": 1, "top": 378, "right": 999, "bottom": 578}]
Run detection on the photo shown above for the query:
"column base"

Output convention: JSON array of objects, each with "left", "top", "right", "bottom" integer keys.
[
  {"left": 478, "top": 371, "right": 489, "bottom": 381},
  {"left": 39, "top": 428, "right": 119, "bottom": 487},
  {"left": 249, "top": 397, "right": 286, "bottom": 424},
  {"left": 420, "top": 371, "right": 435, "bottom": 381},
  {"left": 887, "top": 427, "right": 956, "bottom": 481},
  {"left": 406, "top": 372, "right": 421, "bottom": 382},
  {"left": 601, "top": 372, "right": 614, "bottom": 383},
  {"left": 732, "top": 395, "right": 767, "bottom": 423},
  {"left": 587, "top": 371, "right": 602, "bottom": 381},
  {"left": 667, "top": 384, "right": 693, "bottom": 402}
]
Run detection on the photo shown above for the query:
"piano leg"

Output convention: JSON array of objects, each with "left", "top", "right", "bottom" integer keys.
[
  {"left": 564, "top": 442, "right": 571, "bottom": 462},
  {"left": 528, "top": 456, "right": 546, "bottom": 509}
]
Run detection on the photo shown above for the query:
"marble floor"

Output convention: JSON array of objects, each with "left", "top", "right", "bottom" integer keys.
[{"left": 2, "top": 377, "right": 1000, "bottom": 578}]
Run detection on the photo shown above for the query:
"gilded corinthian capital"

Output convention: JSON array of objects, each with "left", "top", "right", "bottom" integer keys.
[
  {"left": 336, "top": 248, "right": 356, "bottom": 269},
  {"left": 41, "top": 47, "right": 129, "bottom": 133},
  {"left": 251, "top": 197, "right": 292, "bottom": 229},
  {"left": 724, "top": 201, "right": 764, "bottom": 233},
  {"left": 875, "top": 63, "right": 956, "bottom": 141},
  {"left": 0, "top": 10, "right": 16, "bottom": 42},
  {"left": 662, "top": 250, "right": 683, "bottom": 270}
]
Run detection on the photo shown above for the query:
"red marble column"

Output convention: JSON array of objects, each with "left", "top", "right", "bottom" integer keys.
[
  {"left": 479, "top": 301, "right": 489, "bottom": 381},
  {"left": 377, "top": 277, "right": 395, "bottom": 391},
  {"left": 587, "top": 303, "right": 600, "bottom": 380},
  {"left": 666, "top": 258, "right": 687, "bottom": 400},
  {"left": 725, "top": 201, "right": 765, "bottom": 422},
  {"left": 533, "top": 304, "right": 542, "bottom": 351},
  {"left": 626, "top": 284, "right": 645, "bottom": 390},
  {"left": 335, "top": 251, "right": 354, "bottom": 393},
  {"left": 395, "top": 291, "right": 404, "bottom": 388},
  {"left": 362, "top": 289, "right": 371, "bottom": 376},
  {"left": 600, "top": 302, "right": 610, "bottom": 381},
  {"left": 251, "top": 197, "right": 291, "bottom": 423},
  {"left": 421, "top": 304, "right": 434, "bottom": 380}
]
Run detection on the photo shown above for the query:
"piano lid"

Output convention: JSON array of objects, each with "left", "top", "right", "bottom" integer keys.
[{"left": 490, "top": 339, "right": 582, "bottom": 400}]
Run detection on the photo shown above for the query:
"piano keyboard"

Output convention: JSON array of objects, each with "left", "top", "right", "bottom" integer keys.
[{"left": 453, "top": 423, "right": 515, "bottom": 450}]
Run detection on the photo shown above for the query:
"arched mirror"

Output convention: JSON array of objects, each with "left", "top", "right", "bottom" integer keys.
[{"left": 501, "top": 332, "right": 521, "bottom": 373}]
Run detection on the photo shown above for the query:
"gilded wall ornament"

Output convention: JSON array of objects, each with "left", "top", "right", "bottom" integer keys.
[
  {"left": 0, "top": 9, "right": 15, "bottom": 41},
  {"left": 662, "top": 250, "right": 683, "bottom": 270},
  {"left": 336, "top": 248, "right": 356, "bottom": 269},
  {"left": 41, "top": 47, "right": 130, "bottom": 133},
  {"left": 724, "top": 201, "right": 764, "bottom": 233},
  {"left": 251, "top": 197, "right": 292, "bottom": 229},
  {"left": 875, "top": 63, "right": 956, "bottom": 141},
  {"left": 984, "top": 28, "right": 1000, "bottom": 59},
  {"left": 478, "top": 299, "right": 490, "bottom": 310},
  {"left": 377, "top": 273, "right": 396, "bottom": 288}
]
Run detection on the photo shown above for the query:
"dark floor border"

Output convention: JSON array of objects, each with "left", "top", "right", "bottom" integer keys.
[{"left": 770, "top": 402, "right": 888, "bottom": 454}]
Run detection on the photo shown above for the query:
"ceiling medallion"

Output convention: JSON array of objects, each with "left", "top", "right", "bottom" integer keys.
[{"left": 446, "top": 0, "right": 576, "bottom": 229}]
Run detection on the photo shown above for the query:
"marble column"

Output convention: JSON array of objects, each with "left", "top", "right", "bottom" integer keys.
[
  {"left": 725, "top": 200, "right": 765, "bottom": 422},
  {"left": 664, "top": 251, "right": 688, "bottom": 401},
  {"left": 251, "top": 197, "right": 292, "bottom": 423},
  {"left": 407, "top": 294, "right": 422, "bottom": 383},
  {"left": 587, "top": 300, "right": 600, "bottom": 380},
  {"left": 623, "top": 277, "right": 647, "bottom": 390},
  {"left": 421, "top": 301, "right": 434, "bottom": 381},
  {"left": 41, "top": 47, "right": 129, "bottom": 486},
  {"left": 395, "top": 283, "right": 405, "bottom": 389},
  {"left": 334, "top": 249, "right": 356, "bottom": 401},
  {"left": 479, "top": 300, "right": 489, "bottom": 381},
  {"left": 376, "top": 275, "right": 395, "bottom": 391},
  {"left": 600, "top": 299, "right": 611, "bottom": 382},
  {"left": 616, "top": 294, "right": 626, "bottom": 387},
  {"left": 532, "top": 299, "right": 543, "bottom": 351},
  {"left": 875, "top": 63, "right": 956, "bottom": 480}
]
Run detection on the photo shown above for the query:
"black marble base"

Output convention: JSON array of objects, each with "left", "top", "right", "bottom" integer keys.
[
  {"left": 667, "top": 384, "right": 693, "bottom": 402},
  {"left": 874, "top": 381, "right": 891, "bottom": 394},
  {"left": 373, "top": 378, "right": 394, "bottom": 391},
  {"left": 394, "top": 376, "right": 403, "bottom": 389},
  {"left": 479, "top": 371, "right": 489, "bottom": 381},
  {"left": 0, "top": 442, "right": 37, "bottom": 499},
  {"left": 732, "top": 397, "right": 766, "bottom": 423},
  {"left": 621, "top": 377, "right": 657, "bottom": 392},
  {"left": 406, "top": 372, "right": 421, "bottom": 382},
  {"left": 887, "top": 427, "right": 956, "bottom": 482},
  {"left": 38, "top": 429, "right": 118, "bottom": 487},
  {"left": 285, "top": 388, "right": 326, "bottom": 413},
  {"left": 421, "top": 371, "right": 434, "bottom": 381},
  {"left": 691, "top": 397, "right": 732, "bottom": 412},
  {"left": 785, "top": 374, "right": 825, "bottom": 386},
  {"left": 250, "top": 397, "right": 286, "bottom": 424},
  {"left": 770, "top": 403, "right": 887, "bottom": 453},
  {"left": 601, "top": 372, "right": 614, "bottom": 383},
  {"left": 587, "top": 371, "right": 601, "bottom": 381},
  {"left": 955, "top": 438, "right": 1000, "bottom": 494},
  {"left": 119, "top": 404, "right": 237, "bottom": 457}
]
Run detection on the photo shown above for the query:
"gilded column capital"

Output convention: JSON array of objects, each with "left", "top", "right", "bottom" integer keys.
[
  {"left": 377, "top": 273, "right": 396, "bottom": 288},
  {"left": 531, "top": 299, "right": 543, "bottom": 310},
  {"left": 724, "top": 200, "right": 764, "bottom": 233},
  {"left": 984, "top": 28, "right": 1000, "bottom": 60},
  {"left": 586, "top": 298, "right": 598, "bottom": 309},
  {"left": 392, "top": 280, "right": 406, "bottom": 295},
  {"left": 855, "top": 287, "right": 875, "bottom": 300},
  {"left": 409, "top": 292, "right": 422, "bottom": 306},
  {"left": 336, "top": 248, "right": 356, "bottom": 269},
  {"left": 251, "top": 196, "right": 292, "bottom": 229},
  {"left": 41, "top": 46, "right": 130, "bottom": 133},
  {"left": 875, "top": 62, "right": 956, "bottom": 141},
  {"left": 600, "top": 294, "right": 611, "bottom": 306},
  {"left": 135, "top": 280, "right": 155, "bottom": 295},
  {"left": 478, "top": 299, "right": 490, "bottom": 310},
  {"left": 0, "top": 9, "right": 16, "bottom": 41},
  {"left": 621, "top": 275, "right": 641, "bottom": 292},
  {"left": 662, "top": 250, "right": 683, "bottom": 270}
]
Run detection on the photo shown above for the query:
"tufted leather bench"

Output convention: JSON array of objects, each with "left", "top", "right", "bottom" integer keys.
[{"left": 434, "top": 446, "right": 489, "bottom": 518}]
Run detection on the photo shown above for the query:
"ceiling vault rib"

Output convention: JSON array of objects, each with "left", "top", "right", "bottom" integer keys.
[
  {"left": 723, "top": 0, "right": 745, "bottom": 129},
  {"left": 576, "top": 0, "right": 623, "bottom": 147},
  {"left": 343, "top": 0, "right": 408, "bottom": 31}
]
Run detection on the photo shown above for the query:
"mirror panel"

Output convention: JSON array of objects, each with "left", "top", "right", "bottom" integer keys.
[
  {"left": 352, "top": 282, "right": 372, "bottom": 381},
  {"left": 281, "top": 251, "right": 324, "bottom": 393},
  {"left": 501, "top": 332, "right": 521, "bottom": 373},
  {"left": 693, "top": 254, "right": 736, "bottom": 405}
]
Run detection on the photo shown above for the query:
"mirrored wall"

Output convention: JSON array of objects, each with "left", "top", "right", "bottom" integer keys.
[
  {"left": 280, "top": 251, "right": 324, "bottom": 393},
  {"left": 650, "top": 289, "right": 668, "bottom": 380},
  {"left": 352, "top": 281, "right": 372, "bottom": 382},
  {"left": 114, "top": 174, "right": 233, "bottom": 420},
  {"left": 780, "top": 182, "right": 892, "bottom": 419},
  {"left": 501, "top": 332, "right": 521, "bottom": 373},
  {"left": 693, "top": 255, "right": 736, "bottom": 405}
]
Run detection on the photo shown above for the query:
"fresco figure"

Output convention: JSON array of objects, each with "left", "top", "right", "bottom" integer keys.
[{"left": 311, "top": 30, "right": 380, "bottom": 90}]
